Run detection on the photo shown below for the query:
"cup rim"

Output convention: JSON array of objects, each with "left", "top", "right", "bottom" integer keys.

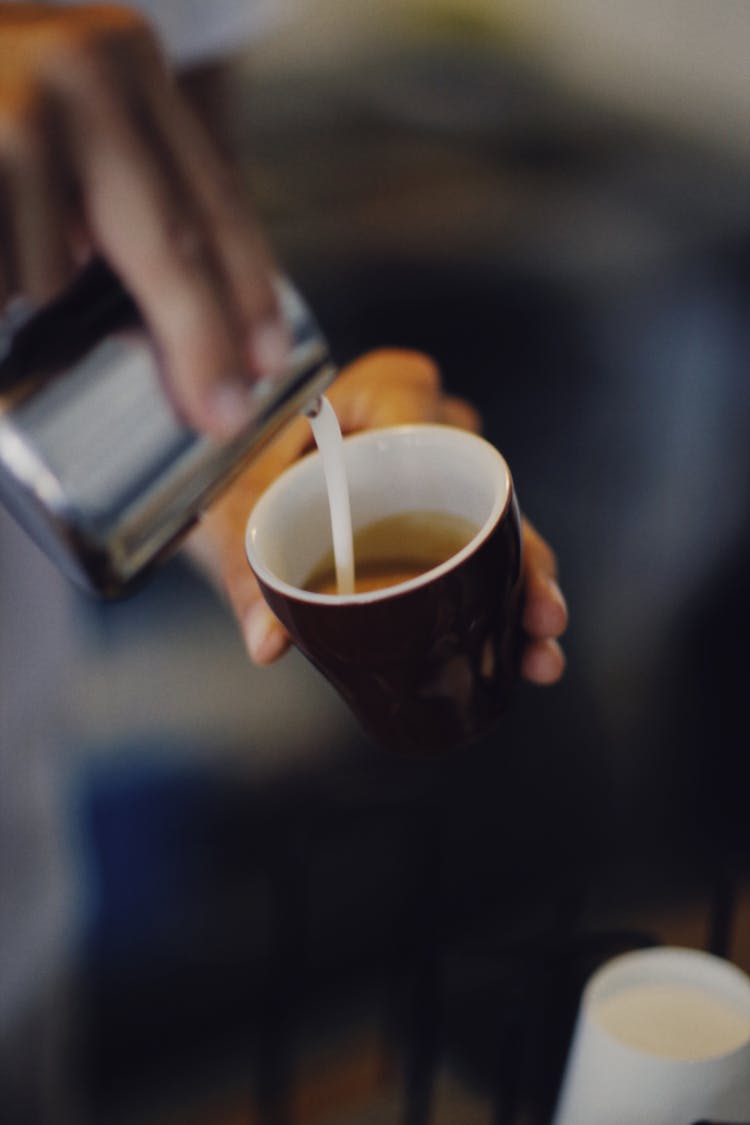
[
  {"left": 586, "top": 946, "right": 750, "bottom": 1007},
  {"left": 245, "top": 423, "right": 513, "bottom": 606},
  {"left": 585, "top": 945, "right": 750, "bottom": 1059}
]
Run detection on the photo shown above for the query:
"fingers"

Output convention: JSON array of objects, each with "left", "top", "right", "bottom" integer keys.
[
  {"left": 50, "top": 22, "right": 279, "bottom": 435},
  {"left": 521, "top": 520, "right": 567, "bottom": 639},
  {"left": 185, "top": 428, "right": 303, "bottom": 665},
  {"left": 438, "top": 394, "right": 481, "bottom": 432},
  {"left": 146, "top": 73, "right": 288, "bottom": 382},
  {"left": 519, "top": 520, "right": 568, "bottom": 686},
  {"left": 222, "top": 554, "right": 289, "bottom": 665},
  {"left": 187, "top": 506, "right": 290, "bottom": 665},
  {"left": 521, "top": 638, "right": 566, "bottom": 685},
  {"left": 327, "top": 348, "right": 483, "bottom": 435},
  {"left": 327, "top": 349, "right": 441, "bottom": 431},
  {"left": 243, "top": 599, "right": 289, "bottom": 665},
  {"left": 0, "top": 6, "right": 287, "bottom": 436}
]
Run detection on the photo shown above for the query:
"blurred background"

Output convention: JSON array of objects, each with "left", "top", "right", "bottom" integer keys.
[{"left": 1, "top": 2, "right": 749, "bottom": 1122}]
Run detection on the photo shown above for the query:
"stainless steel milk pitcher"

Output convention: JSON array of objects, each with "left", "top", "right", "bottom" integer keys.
[{"left": 0, "top": 260, "right": 337, "bottom": 596}]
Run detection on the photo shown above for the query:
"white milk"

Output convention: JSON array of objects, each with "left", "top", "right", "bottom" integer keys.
[
  {"left": 595, "top": 982, "right": 750, "bottom": 1060},
  {"left": 306, "top": 396, "right": 354, "bottom": 594}
]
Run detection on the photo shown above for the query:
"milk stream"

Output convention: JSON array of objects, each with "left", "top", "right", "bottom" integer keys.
[{"left": 306, "top": 396, "right": 355, "bottom": 594}]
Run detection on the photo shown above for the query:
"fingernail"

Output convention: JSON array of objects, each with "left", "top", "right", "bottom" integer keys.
[
  {"left": 249, "top": 318, "right": 289, "bottom": 380},
  {"left": 202, "top": 379, "right": 255, "bottom": 439},
  {"left": 244, "top": 602, "right": 285, "bottom": 664}
]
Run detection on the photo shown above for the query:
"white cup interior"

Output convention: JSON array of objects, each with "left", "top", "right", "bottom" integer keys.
[{"left": 245, "top": 424, "right": 511, "bottom": 602}]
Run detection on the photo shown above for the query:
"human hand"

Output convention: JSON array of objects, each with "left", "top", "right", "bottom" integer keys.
[
  {"left": 187, "top": 349, "right": 568, "bottom": 686},
  {"left": 0, "top": 3, "right": 286, "bottom": 436}
]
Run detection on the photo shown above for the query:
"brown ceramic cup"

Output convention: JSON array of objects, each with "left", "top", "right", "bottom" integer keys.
[{"left": 244, "top": 424, "right": 523, "bottom": 754}]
